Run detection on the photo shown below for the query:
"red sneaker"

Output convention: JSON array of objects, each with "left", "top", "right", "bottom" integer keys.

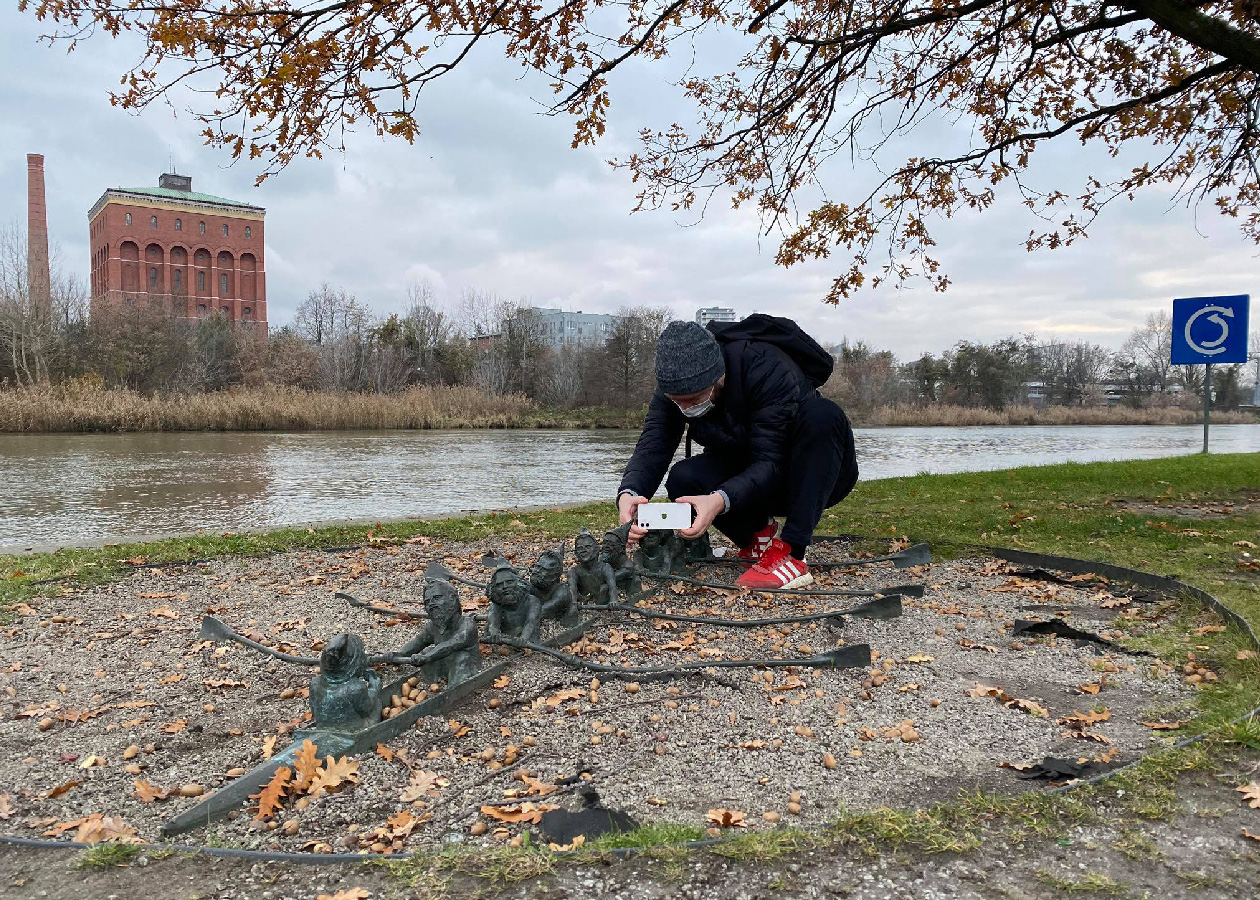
[
  {"left": 736, "top": 539, "right": 812, "bottom": 590},
  {"left": 737, "top": 520, "right": 779, "bottom": 561}
]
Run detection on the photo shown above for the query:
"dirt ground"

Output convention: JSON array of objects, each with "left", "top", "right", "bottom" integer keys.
[
  {"left": 1, "top": 533, "right": 1255, "bottom": 899},
  {"left": 2, "top": 765, "right": 1259, "bottom": 900}
]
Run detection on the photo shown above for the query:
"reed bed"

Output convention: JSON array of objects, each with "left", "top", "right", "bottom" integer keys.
[
  {"left": 0, "top": 382, "right": 537, "bottom": 433},
  {"left": 859, "top": 403, "right": 1258, "bottom": 427},
  {"left": 1, "top": 384, "right": 1254, "bottom": 433}
]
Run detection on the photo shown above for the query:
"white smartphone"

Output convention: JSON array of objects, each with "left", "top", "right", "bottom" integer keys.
[{"left": 636, "top": 502, "right": 694, "bottom": 530}]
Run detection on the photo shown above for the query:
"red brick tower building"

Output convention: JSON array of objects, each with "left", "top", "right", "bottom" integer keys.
[{"left": 88, "top": 173, "right": 267, "bottom": 328}]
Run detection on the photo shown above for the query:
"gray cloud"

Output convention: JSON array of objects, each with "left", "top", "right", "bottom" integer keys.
[{"left": 1, "top": 9, "right": 1256, "bottom": 361}]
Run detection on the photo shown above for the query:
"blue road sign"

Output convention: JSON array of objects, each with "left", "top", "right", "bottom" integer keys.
[{"left": 1171, "top": 295, "right": 1250, "bottom": 365}]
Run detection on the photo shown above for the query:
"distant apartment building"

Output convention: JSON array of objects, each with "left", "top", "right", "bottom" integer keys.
[
  {"left": 529, "top": 307, "right": 618, "bottom": 346},
  {"left": 695, "top": 307, "right": 737, "bottom": 327},
  {"left": 88, "top": 172, "right": 267, "bottom": 328}
]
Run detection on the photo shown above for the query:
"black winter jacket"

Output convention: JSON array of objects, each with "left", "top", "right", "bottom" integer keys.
[{"left": 618, "top": 336, "right": 813, "bottom": 511}]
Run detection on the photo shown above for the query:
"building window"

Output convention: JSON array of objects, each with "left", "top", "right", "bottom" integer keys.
[
  {"left": 198, "top": 271, "right": 205, "bottom": 292},
  {"left": 199, "top": 221, "right": 206, "bottom": 235},
  {"left": 149, "top": 267, "right": 158, "bottom": 288},
  {"left": 175, "top": 218, "right": 182, "bottom": 232},
  {"left": 245, "top": 226, "right": 251, "bottom": 239},
  {"left": 150, "top": 215, "right": 158, "bottom": 229},
  {"left": 125, "top": 213, "right": 132, "bottom": 226},
  {"left": 173, "top": 270, "right": 182, "bottom": 290},
  {"left": 198, "top": 304, "right": 206, "bottom": 315},
  {"left": 243, "top": 306, "right": 251, "bottom": 316},
  {"left": 220, "top": 273, "right": 228, "bottom": 293},
  {"left": 221, "top": 306, "right": 229, "bottom": 314},
  {"left": 222, "top": 224, "right": 229, "bottom": 237}
]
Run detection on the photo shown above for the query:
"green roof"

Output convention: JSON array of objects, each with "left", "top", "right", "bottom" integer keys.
[{"left": 114, "top": 186, "right": 264, "bottom": 211}]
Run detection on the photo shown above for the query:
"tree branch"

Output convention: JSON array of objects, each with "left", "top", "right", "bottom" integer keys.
[{"left": 1122, "top": 0, "right": 1260, "bottom": 75}]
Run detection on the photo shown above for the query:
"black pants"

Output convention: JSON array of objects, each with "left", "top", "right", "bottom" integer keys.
[{"left": 664, "top": 393, "right": 858, "bottom": 552}]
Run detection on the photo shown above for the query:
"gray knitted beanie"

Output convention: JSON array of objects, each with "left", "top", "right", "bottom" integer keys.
[{"left": 654, "top": 321, "right": 725, "bottom": 395}]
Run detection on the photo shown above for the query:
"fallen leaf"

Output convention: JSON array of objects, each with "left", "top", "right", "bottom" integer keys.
[
  {"left": 160, "top": 719, "right": 188, "bottom": 734},
  {"left": 261, "top": 735, "right": 278, "bottom": 760},
  {"left": 137, "top": 593, "right": 175, "bottom": 600},
  {"left": 545, "top": 689, "right": 584, "bottom": 708},
  {"left": 78, "top": 755, "right": 106, "bottom": 769},
  {"left": 400, "top": 770, "right": 441, "bottom": 803},
  {"left": 957, "top": 639, "right": 997, "bottom": 653},
  {"left": 1192, "top": 624, "right": 1226, "bottom": 636},
  {"left": 1243, "top": 829, "right": 1260, "bottom": 843},
  {"left": 1236, "top": 650, "right": 1257, "bottom": 661},
  {"left": 292, "top": 740, "right": 321, "bottom": 793},
  {"left": 1076, "top": 682, "right": 1103, "bottom": 695},
  {"left": 44, "top": 780, "right": 83, "bottom": 799},
  {"left": 75, "top": 814, "right": 142, "bottom": 844},
  {"left": 1237, "top": 782, "right": 1260, "bottom": 809},
  {"left": 149, "top": 606, "right": 179, "bottom": 618},
  {"left": 493, "top": 675, "right": 511, "bottom": 689},
  {"left": 132, "top": 780, "right": 171, "bottom": 803},
  {"left": 905, "top": 654, "right": 935, "bottom": 664},
  {"left": 1059, "top": 709, "right": 1111, "bottom": 727},
  {"left": 1140, "top": 720, "right": 1185, "bottom": 730},
  {"left": 251, "top": 766, "right": 292, "bottom": 820},
  {"left": 307, "top": 756, "right": 360, "bottom": 797},
  {"left": 705, "top": 808, "right": 747, "bottom": 828},
  {"left": 1099, "top": 595, "right": 1131, "bottom": 609},
  {"left": 316, "top": 889, "right": 371, "bottom": 900},
  {"left": 479, "top": 802, "right": 556, "bottom": 824},
  {"left": 1234, "top": 540, "right": 1257, "bottom": 549},
  {"left": 375, "top": 744, "right": 396, "bottom": 762},
  {"left": 0, "top": 794, "right": 13, "bottom": 819}
]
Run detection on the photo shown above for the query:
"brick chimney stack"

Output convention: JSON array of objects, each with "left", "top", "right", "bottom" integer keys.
[{"left": 26, "top": 153, "right": 52, "bottom": 316}]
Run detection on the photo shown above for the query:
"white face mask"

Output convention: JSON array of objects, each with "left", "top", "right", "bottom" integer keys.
[{"left": 675, "top": 387, "right": 715, "bottom": 418}]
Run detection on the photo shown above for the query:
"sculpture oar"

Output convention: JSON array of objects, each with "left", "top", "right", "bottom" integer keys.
[
  {"left": 198, "top": 615, "right": 404, "bottom": 666},
  {"left": 488, "top": 637, "right": 873, "bottom": 680},
  {"left": 639, "top": 571, "right": 925, "bottom": 597},
  {"left": 590, "top": 591, "right": 903, "bottom": 627}
]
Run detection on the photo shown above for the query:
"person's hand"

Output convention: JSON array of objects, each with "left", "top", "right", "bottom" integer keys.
[
  {"left": 618, "top": 492, "right": 650, "bottom": 549},
  {"left": 676, "top": 493, "right": 725, "bottom": 539}
]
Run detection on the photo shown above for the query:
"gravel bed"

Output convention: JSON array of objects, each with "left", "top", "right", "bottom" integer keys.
[{"left": 0, "top": 536, "right": 1197, "bottom": 853}]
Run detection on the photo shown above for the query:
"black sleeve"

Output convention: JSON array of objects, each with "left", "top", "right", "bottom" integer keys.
[
  {"left": 717, "top": 348, "right": 800, "bottom": 510},
  {"left": 617, "top": 390, "right": 685, "bottom": 500}
]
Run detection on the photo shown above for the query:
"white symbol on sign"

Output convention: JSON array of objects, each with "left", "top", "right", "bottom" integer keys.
[{"left": 1184, "top": 305, "right": 1234, "bottom": 356}]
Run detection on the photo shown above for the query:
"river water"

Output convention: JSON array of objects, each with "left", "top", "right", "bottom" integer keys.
[{"left": 1, "top": 424, "right": 1257, "bottom": 553}]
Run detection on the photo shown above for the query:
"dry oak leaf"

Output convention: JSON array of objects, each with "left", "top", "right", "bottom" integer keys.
[
  {"left": 1243, "top": 829, "right": 1260, "bottom": 843},
  {"left": 160, "top": 719, "right": 188, "bottom": 734},
  {"left": 1076, "top": 682, "right": 1103, "bottom": 695},
  {"left": 493, "top": 674, "right": 511, "bottom": 689},
  {"left": 132, "top": 780, "right": 171, "bottom": 803},
  {"left": 251, "top": 766, "right": 292, "bottom": 820},
  {"left": 1236, "top": 782, "right": 1260, "bottom": 809},
  {"left": 374, "top": 743, "right": 396, "bottom": 762},
  {"left": 400, "top": 770, "right": 442, "bottom": 803},
  {"left": 316, "top": 890, "right": 370, "bottom": 900},
  {"left": 1140, "top": 720, "right": 1185, "bottom": 730},
  {"left": 479, "top": 802, "right": 556, "bottom": 824},
  {"left": 545, "top": 689, "right": 585, "bottom": 708},
  {"left": 0, "top": 794, "right": 13, "bottom": 819},
  {"left": 44, "top": 780, "right": 83, "bottom": 799},
  {"left": 148, "top": 606, "right": 180, "bottom": 617},
  {"left": 261, "top": 735, "right": 278, "bottom": 760},
  {"left": 905, "top": 654, "right": 935, "bottom": 664},
  {"left": 706, "top": 808, "right": 748, "bottom": 829},
  {"left": 307, "top": 756, "right": 360, "bottom": 797},
  {"left": 291, "top": 740, "right": 322, "bottom": 794},
  {"left": 1099, "top": 595, "right": 1131, "bottom": 609}
]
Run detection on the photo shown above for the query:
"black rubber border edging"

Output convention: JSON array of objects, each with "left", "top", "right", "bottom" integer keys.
[{"left": 3, "top": 545, "right": 1257, "bottom": 862}]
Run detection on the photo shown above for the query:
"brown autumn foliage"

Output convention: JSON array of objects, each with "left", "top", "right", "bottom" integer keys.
[{"left": 18, "top": 2, "right": 1260, "bottom": 300}]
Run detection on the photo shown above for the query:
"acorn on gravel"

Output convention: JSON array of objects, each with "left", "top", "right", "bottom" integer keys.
[
  {"left": 179, "top": 784, "right": 204, "bottom": 797},
  {"left": 822, "top": 753, "right": 838, "bottom": 769}
]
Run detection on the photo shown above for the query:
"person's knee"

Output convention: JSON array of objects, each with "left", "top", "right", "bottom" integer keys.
[{"left": 665, "top": 457, "right": 714, "bottom": 499}]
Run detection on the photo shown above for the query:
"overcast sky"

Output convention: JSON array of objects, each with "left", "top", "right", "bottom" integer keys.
[{"left": 2, "top": 10, "right": 1257, "bottom": 360}]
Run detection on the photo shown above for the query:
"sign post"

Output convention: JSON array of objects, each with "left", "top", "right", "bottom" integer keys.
[{"left": 1170, "top": 294, "right": 1250, "bottom": 453}]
